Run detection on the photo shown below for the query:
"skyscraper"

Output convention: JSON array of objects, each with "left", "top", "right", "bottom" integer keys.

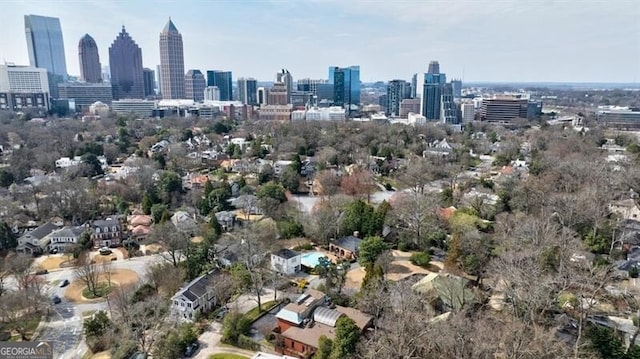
[
  {"left": 328, "top": 66, "right": 360, "bottom": 110},
  {"left": 386, "top": 80, "right": 411, "bottom": 116},
  {"left": 268, "top": 82, "right": 288, "bottom": 105},
  {"left": 78, "top": 34, "right": 102, "bottom": 83},
  {"left": 440, "top": 83, "right": 458, "bottom": 125},
  {"left": 24, "top": 14, "right": 68, "bottom": 97},
  {"left": 159, "top": 18, "right": 185, "bottom": 99},
  {"left": 276, "top": 69, "right": 293, "bottom": 104},
  {"left": 206, "top": 71, "right": 233, "bottom": 101},
  {"left": 143, "top": 68, "right": 155, "bottom": 98},
  {"left": 237, "top": 77, "right": 257, "bottom": 105},
  {"left": 450, "top": 79, "right": 462, "bottom": 99},
  {"left": 421, "top": 61, "right": 446, "bottom": 120},
  {"left": 109, "top": 26, "right": 144, "bottom": 100},
  {"left": 185, "top": 69, "right": 206, "bottom": 101}
]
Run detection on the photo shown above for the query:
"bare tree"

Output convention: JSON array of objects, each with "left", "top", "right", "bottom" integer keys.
[
  {"left": 388, "top": 190, "right": 440, "bottom": 249},
  {"left": 148, "top": 222, "right": 190, "bottom": 267},
  {"left": 5, "top": 253, "right": 34, "bottom": 291},
  {"left": 102, "top": 261, "right": 113, "bottom": 288},
  {"left": 74, "top": 259, "right": 102, "bottom": 297}
]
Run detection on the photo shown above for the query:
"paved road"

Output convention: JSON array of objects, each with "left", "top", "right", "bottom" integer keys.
[{"left": 32, "top": 254, "right": 163, "bottom": 359}]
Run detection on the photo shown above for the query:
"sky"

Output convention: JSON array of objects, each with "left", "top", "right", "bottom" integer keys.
[{"left": 1, "top": 0, "right": 639, "bottom": 83}]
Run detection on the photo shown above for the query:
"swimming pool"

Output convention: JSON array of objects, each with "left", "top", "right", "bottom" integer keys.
[{"left": 301, "top": 251, "right": 328, "bottom": 268}]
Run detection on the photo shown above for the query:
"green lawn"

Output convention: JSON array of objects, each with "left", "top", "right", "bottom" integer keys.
[
  {"left": 243, "top": 300, "right": 279, "bottom": 323},
  {"left": 82, "top": 282, "right": 115, "bottom": 299},
  {"left": 208, "top": 354, "right": 249, "bottom": 359}
]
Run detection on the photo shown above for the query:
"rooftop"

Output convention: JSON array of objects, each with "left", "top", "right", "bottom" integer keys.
[
  {"left": 273, "top": 248, "right": 300, "bottom": 260},
  {"left": 331, "top": 235, "right": 362, "bottom": 253}
]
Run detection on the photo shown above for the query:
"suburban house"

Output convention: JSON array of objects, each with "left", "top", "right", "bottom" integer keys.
[
  {"left": 274, "top": 160, "right": 293, "bottom": 176},
  {"left": 214, "top": 211, "right": 236, "bottom": 231},
  {"left": 91, "top": 218, "right": 124, "bottom": 248},
  {"left": 171, "top": 270, "right": 219, "bottom": 321},
  {"left": 274, "top": 290, "right": 373, "bottom": 358},
  {"left": 16, "top": 221, "right": 61, "bottom": 255},
  {"left": 609, "top": 198, "right": 640, "bottom": 221},
  {"left": 423, "top": 139, "right": 456, "bottom": 157},
  {"left": 271, "top": 249, "right": 302, "bottom": 275},
  {"left": 127, "top": 214, "right": 152, "bottom": 240},
  {"left": 329, "top": 235, "right": 362, "bottom": 261},
  {"left": 171, "top": 211, "right": 199, "bottom": 234},
  {"left": 48, "top": 226, "right": 87, "bottom": 253}
]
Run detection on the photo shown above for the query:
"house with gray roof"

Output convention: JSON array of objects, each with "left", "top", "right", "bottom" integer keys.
[
  {"left": 16, "top": 221, "right": 61, "bottom": 255},
  {"left": 49, "top": 226, "right": 87, "bottom": 253},
  {"left": 329, "top": 235, "right": 362, "bottom": 261},
  {"left": 271, "top": 248, "right": 301, "bottom": 275},
  {"left": 171, "top": 270, "right": 219, "bottom": 321}
]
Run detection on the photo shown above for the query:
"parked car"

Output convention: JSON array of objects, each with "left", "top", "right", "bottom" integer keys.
[
  {"left": 184, "top": 342, "right": 199, "bottom": 357},
  {"left": 215, "top": 307, "right": 229, "bottom": 321},
  {"left": 35, "top": 269, "right": 48, "bottom": 275},
  {"left": 52, "top": 295, "right": 61, "bottom": 304},
  {"left": 99, "top": 247, "right": 112, "bottom": 255},
  {"left": 49, "top": 248, "right": 58, "bottom": 254},
  {"left": 59, "top": 279, "right": 70, "bottom": 287}
]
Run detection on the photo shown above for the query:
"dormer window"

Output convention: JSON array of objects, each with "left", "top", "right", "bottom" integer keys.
[
  {"left": 96, "top": 227, "right": 101, "bottom": 233},
  {"left": 104, "top": 227, "right": 109, "bottom": 233},
  {"left": 112, "top": 226, "right": 118, "bottom": 232}
]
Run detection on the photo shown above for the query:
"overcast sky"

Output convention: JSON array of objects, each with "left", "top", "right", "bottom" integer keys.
[{"left": 1, "top": 0, "right": 639, "bottom": 83}]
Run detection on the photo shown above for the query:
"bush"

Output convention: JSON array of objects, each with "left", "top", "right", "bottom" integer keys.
[
  {"left": 222, "top": 312, "right": 251, "bottom": 345},
  {"left": 294, "top": 243, "right": 314, "bottom": 251},
  {"left": 630, "top": 266, "right": 639, "bottom": 279},
  {"left": 409, "top": 252, "right": 431, "bottom": 268},
  {"left": 237, "top": 334, "right": 260, "bottom": 350}
]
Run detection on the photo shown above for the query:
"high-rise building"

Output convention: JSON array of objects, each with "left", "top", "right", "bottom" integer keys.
[
  {"left": 440, "top": 83, "right": 458, "bottom": 125},
  {"left": 159, "top": 18, "right": 185, "bottom": 99},
  {"left": 204, "top": 86, "right": 220, "bottom": 101},
  {"left": 297, "top": 78, "right": 327, "bottom": 95},
  {"left": 328, "top": 66, "right": 360, "bottom": 110},
  {"left": 461, "top": 101, "right": 475, "bottom": 123},
  {"left": 420, "top": 61, "right": 446, "bottom": 120},
  {"left": 108, "top": 26, "right": 144, "bottom": 100},
  {"left": 268, "top": 82, "right": 288, "bottom": 105},
  {"left": 101, "top": 66, "right": 111, "bottom": 82},
  {"left": 400, "top": 98, "right": 421, "bottom": 117},
  {"left": 24, "top": 14, "right": 68, "bottom": 97},
  {"left": 78, "top": 34, "right": 101, "bottom": 83},
  {"left": 206, "top": 71, "right": 233, "bottom": 101},
  {"left": 276, "top": 69, "right": 293, "bottom": 104},
  {"left": 386, "top": 79, "right": 411, "bottom": 116},
  {"left": 257, "top": 87, "right": 268, "bottom": 105},
  {"left": 156, "top": 65, "right": 162, "bottom": 96},
  {"left": 0, "top": 64, "right": 50, "bottom": 111},
  {"left": 57, "top": 82, "right": 113, "bottom": 111},
  {"left": 185, "top": 69, "right": 206, "bottom": 101},
  {"left": 450, "top": 79, "right": 462, "bottom": 99},
  {"left": 480, "top": 96, "right": 529, "bottom": 122},
  {"left": 427, "top": 61, "right": 440, "bottom": 74},
  {"left": 143, "top": 68, "right": 155, "bottom": 98},
  {"left": 237, "top": 77, "right": 257, "bottom": 105}
]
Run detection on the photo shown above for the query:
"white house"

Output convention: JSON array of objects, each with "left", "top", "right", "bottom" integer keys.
[
  {"left": 49, "top": 226, "right": 87, "bottom": 253},
  {"left": 271, "top": 248, "right": 302, "bottom": 275},
  {"left": 55, "top": 155, "right": 108, "bottom": 170},
  {"left": 609, "top": 199, "right": 640, "bottom": 221},
  {"left": 274, "top": 160, "right": 293, "bottom": 176},
  {"left": 171, "top": 271, "right": 218, "bottom": 321},
  {"left": 16, "top": 221, "right": 61, "bottom": 255}
]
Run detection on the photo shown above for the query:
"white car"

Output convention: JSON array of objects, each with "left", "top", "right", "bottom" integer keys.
[{"left": 98, "top": 247, "right": 112, "bottom": 255}]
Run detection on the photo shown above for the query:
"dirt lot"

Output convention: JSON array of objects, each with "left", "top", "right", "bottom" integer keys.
[
  {"left": 91, "top": 352, "right": 111, "bottom": 359},
  {"left": 38, "top": 255, "right": 76, "bottom": 270},
  {"left": 64, "top": 268, "right": 140, "bottom": 303}
]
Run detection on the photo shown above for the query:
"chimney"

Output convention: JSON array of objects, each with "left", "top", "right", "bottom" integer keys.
[{"left": 353, "top": 231, "right": 359, "bottom": 238}]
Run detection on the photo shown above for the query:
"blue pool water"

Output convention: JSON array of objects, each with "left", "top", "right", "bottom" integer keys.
[{"left": 301, "top": 251, "right": 327, "bottom": 268}]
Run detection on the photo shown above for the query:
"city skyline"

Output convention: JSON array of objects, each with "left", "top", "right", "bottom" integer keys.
[{"left": 1, "top": 0, "right": 639, "bottom": 83}]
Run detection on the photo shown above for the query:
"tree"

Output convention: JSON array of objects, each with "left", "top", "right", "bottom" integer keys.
[
  {"left": 257, "top": 181, "right": 287, "bottom": 203},
  {"left": 81, "top": 153, "right": 104, "bottom": 176},
  {"left": 74, "top": 259, "right": 102, "bottom": 297},
  {"left": 151, "top": 203, "right": 168, "bottom": 224},
  {"left": 159, "top": 170, "right": 182, "bottom": 203},
  {"left": 340, "top": 169, "right": 375, "bottom": 200},
  {"left": 358, "top": 236, "right": 389, "bottom": 268},
  {"left": 83, "top": 310, "right": 110, "bottom": 338},
  {"left": 221, "top": 311, "right": 251, "bottom": 345},
  {"left": 0, "top": 221, "right": 17, "bottom": 251},
  {"left": 314, "top": 335, "right": 334, "bottom": 359},
  {"left": 0, "top": 169, "right": 14, "bottom": 188},
  {"left": 388, "top": 191, "right": 439, "bottom": 250},
  {"left": 330, "top": 316, "right": 360, "bottom": 359},
  {"left": 148, "top": 222, "right": 190, "bottom": 267},
  {"left": 141, "top": 193, "right": 152, "bottom": 215},
  {"left": 102, "top": 261, "right": 113, "bottom": 288},
  {"left": 280, "top": 165, "right": 300, "bottom": 193}
]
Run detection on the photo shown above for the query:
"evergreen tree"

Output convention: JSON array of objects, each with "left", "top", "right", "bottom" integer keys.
[
  {"left": 330, "top": 317, "right": 360, "bottom": 359},
  {"left": 142, "top": 193, "right": 152, "bottom": 215}
]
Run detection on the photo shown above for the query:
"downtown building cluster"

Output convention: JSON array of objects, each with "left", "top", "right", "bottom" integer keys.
[{"left": 1, "top": 14, "right": 542, "bottom": 125}]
